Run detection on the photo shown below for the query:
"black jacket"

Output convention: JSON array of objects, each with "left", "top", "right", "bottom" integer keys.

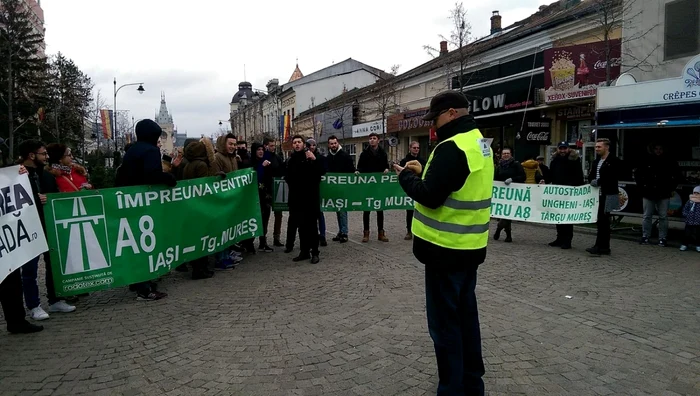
[
  {"left": 494, "top": 160, "right": 525, "bottom": 183},
  {"left": 115, "top": 124, "right": 176, "bottom": 188},
  {"left": 25, "top": 164, "right": 58, "bottom": 227},
  {"left": 549, "top": 150, "right": 584, "bottom": 186},
  {"left": 237, "top": 149, "right": 252, "bottom": 169},
  {"left": 398, "top": 115, "right": 487, "bottom": 268},
  {"left": 327, "top": 148, "right": 355, "bottom": 173},
  {"left": 399, "top": 153, "right": 427, "bottom": 177},
  {"left": 634, "top": 154, "right": 682, "bottom": 200},
  {"left": 357, "top": 145, "right": 389, "bottom": 173},
  {"left": 589, "top": 155, "right": 620, "bottom": 196},
  {"left": 285, "top": 150, "right": 326, "bottom": 211}
]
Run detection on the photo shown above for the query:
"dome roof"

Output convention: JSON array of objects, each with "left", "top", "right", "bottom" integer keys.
[{"left": 231, "top": 81, "right": 254, "bottom": 104}]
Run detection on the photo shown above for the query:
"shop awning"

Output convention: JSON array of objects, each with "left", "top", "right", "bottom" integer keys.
[{"left": 589, "top": 118, "right": 700, "bottom": 130}]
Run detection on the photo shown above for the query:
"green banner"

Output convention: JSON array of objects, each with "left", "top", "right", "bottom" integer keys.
[
  {"left": 43, "top": 169, "right": 262, "bottom": 297},
  {"left": 273, "top": 173, "right": 414, "bottom": 212}
]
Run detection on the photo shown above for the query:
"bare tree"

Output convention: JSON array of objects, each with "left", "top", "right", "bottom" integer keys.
[
  {"left": 423, "top": 2, "right": 475, "bottom": 91},
  {"left": 365, "top": 64, "right": 402, "bottom": 152},
  {"left": 562, "top": 0, "right": 659, "bottom": 86}
]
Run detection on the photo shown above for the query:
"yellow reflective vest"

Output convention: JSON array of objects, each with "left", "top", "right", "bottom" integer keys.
[{"left": 412, "top": 129, "right": 494, "bottom": 250}]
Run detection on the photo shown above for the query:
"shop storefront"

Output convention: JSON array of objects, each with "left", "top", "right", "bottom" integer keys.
[
  {"left": 342, "top": 119, "right": 387, "bottom": 165},
  {"left": 465, "top": 73, "right": 547, "bottom": 162},
  {"left": 542, "top": 39, "right": 622, "bottom": 172},
  {"left": 387, "top": 108, "right": 433, "bottom": 161},
  {"left": 595, "top": 54, "right": 700, "bottom": 218}
]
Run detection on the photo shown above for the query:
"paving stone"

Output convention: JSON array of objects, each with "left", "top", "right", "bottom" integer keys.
[{"left": 0, "top": 212, "right": 698, "bottom": 395}]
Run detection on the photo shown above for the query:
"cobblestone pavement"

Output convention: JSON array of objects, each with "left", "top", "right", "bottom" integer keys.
[{"left": 1, "top": 211, "right": 699, "bottom": 396}]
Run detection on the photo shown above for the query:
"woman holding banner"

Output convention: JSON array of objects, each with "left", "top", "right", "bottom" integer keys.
[{"left": 493, "top": 147, "right": 526, "bottom": 242}]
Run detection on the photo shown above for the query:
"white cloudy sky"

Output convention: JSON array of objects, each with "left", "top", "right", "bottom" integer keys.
[{"left": 42, "top": 0, "right": 552, "bottom": 138}]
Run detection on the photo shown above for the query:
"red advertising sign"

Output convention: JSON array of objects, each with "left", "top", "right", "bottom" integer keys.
[{"left": 544, "top": 39, "right": 621, "bottom": 104}]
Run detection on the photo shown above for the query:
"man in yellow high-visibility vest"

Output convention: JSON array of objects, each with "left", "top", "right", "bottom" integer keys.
[{"left": 394, "top": 91, "right": 493, "bottom": 396}]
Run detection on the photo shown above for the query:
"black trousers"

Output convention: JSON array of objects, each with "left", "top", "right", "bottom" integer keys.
[
  {"left": 0, "top": 269, "right": 27, "bottom": 330},
  {"left": 285, "top": 211, "right": 299, "bottom": 249},
  {"left": 363, "top": 211, "right": 384, "bottom": 231},
  {"left": 595, "top": 203, "right": 611, "bottom": 250},
  {"left": 682, "top": 224, "right": 698, "bottom": 246},
  {"left": 294, "top": 207, "right": 319, "bottom": 256},
  {"left": 406, "top": 210, "right": 414, "bottom": 231},
  {"left": 259, "top": 201, "right": 271, "bottom": 246},
  {"left": 425, "top": 265, "right": 485, "bottom": 395},
  {"left": 555, "top": 224, "right": 574, "bottom": 244}
]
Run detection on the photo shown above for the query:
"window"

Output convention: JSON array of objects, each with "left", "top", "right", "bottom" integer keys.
[
  {"left": 345, "top": 143, "right": 357, "bottom": 166},
  {"left": 664, "top": 0, "right": 700, "bottom": 60}
]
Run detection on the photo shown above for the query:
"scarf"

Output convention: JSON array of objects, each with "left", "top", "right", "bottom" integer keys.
[
  {"left": 51, "top": 163, "right": 72, "bottom": 174},
  {"left": 499, "top": 157, "right": 514, "bottom": 168}
]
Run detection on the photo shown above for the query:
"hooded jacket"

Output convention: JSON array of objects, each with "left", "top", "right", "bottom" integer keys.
[
  {"left": 182, "top": 141, "right": 213, "bottom": 180},
  {"left": 210, "top": 135, "right": 239, "bottom": 175},
  {"left": 174, "top": 138, "right": 198, "bottom": 180},
  {"left": 327, "top": 147, "right": 355, "bottom": 173},
  {"left": 251, "top": 143, "right": 274, "bottom": 201},
  {"left": 115, "top": 119, "right": 176, "bottom": 187}
]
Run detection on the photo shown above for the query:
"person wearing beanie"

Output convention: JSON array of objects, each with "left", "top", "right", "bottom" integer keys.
[
  {"left": 115, "top": 119, "right": 175, "bottom": 300},
  {"left": 680, "top": 186, "right": 700, "bottom": 252}
]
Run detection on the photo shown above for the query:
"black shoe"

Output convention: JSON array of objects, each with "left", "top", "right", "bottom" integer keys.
[
  {"left": 640, "top": 237, "right": 650, "bottom": 245},
  {"left": 8, "top": 321, "right": 44, "bottom": 334},
  {"left": 548, "top": 239, "right": 562, "bottom": 247},
  {"left": 494, "top": 227, "right": 502, "bottom": 241},
  {"left": 292, "top": 254, "right": 311, "bottom": 262},
  {"left": 284, "top": 247, "right": 293, "bottom": 253},
  {"left": 310, "top": 255, "right": 320, "bottom": 264},
  {"left": 658, "top": 238, "right": 667, "bottom": 247},
  {"left": 504, "top": 236, "right": 512, "bottom": 243},
  {"left": 175, "top": 264, "right": 188, "bottom": 272},
  {"left": 273, "top": 239, "right": 284, "bottom": 247},
  {"left": 192, "top": 271, "right": 214, "bottom": 280},
  {"left": 259, "top": 245, "right": 274, "bottom": 253},
  {"left": 339, "top": 234, "right": 348, "bottom": 243},
  {"left": 319, "top": 236, "right": 328, "bottom": 247},
  {"left": 560, "top": 243, "right": 572, "bottom": 250},
  {"left": 332, "top": 234, "right": 341, "bottom": 242},
  {"left": 586, "top": 246, "right": 611, "bottom": 255}
]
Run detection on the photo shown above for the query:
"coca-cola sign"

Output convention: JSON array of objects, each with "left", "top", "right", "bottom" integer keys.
[
  {"left": 524, "top": 119, "right": 551, "bottom": 145},
  {"left": 544, "top": 39, "right": 622, "bottom": 104}
]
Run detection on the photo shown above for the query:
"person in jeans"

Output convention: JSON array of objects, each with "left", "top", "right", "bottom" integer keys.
[
  {"left": 634, "top": 143, "right": 682, "bottom": 247},
  {"left": 0, "top": 164, "right": 44, "bottom": 334},
  {"left": 399, "top": 141, "right": 426, "bottom": 240},
  {"left": 326, "top": 135, "right": 355, "bottom": 243},
  {"left": 251, "top": 142, "right": 275, "bottom": 252},
  {"left": 680, "top": 186, "right": 700, "bottom": 252},
  {"left": 17, "top": 140, "right": 76, "bottom": 319},
  {"left": 356, "top": 133, "right": 390, "bottom": 243},
  {"left": 587, "top": 138, "right": 620, "bottom": 256}
]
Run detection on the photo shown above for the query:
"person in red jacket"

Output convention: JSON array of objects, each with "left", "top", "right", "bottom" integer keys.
[{"left": 46, "top": 144, "right": 92, "bottom": 192}]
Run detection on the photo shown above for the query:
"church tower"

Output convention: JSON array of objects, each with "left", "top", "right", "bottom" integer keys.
[{"left": 155, "top": 92, "right": 175, "bottom": 153}]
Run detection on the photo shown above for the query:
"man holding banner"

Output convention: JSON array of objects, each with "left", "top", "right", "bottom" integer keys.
[{"left": 394, "top": 91, "right": 492, "bottom": 396}]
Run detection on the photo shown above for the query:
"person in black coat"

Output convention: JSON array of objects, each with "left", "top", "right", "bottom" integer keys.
[
  {"left": 399, "top": 141, "right": 427, "bottom": 240},
  {"left": 536, "top": 155, "right": 552, "bottom": 184},
  {"left": 587, "top": 138, "right": 620, "bottom": 256},
  {"left": 116, "top": 119, "right": 175, "bottom": 300},
  {"left": 548, "top": 142, "right": 585, "bottom": 249},
  {"left": 264, "top": 138, "right": 287, "bottom": 248},
  {"left": 0, "top": 156, "right": 44, "bottom": 334},
  {"left": 356, "top": 132, "right": 391, "bottom": 242},
  {"left": 251, "top": 142, "right": 276, "bottom": 252},
  {"left": 493, "top": 147, "right": 526, "bottom": 242},
  {"left": 285, "top": 135, "right": 326, "bottom": 264},
  {"left": 326, "top": 135, "right": 356, "bottom": 243}
]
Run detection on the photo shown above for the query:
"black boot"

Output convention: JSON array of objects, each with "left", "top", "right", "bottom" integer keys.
[
  {"left": 504, "top": 229, "right": 512, "bottom": 243},
  {"left": 273, "top": 237, "right": 284, "bottom": 247},
  {"left": 494, "top": 227, "right": 503, "bottom": 241}
]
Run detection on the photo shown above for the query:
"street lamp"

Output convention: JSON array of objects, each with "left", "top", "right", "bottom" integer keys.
[{"left": 114, "top": 78, "right": 145, "bottom": 151}]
